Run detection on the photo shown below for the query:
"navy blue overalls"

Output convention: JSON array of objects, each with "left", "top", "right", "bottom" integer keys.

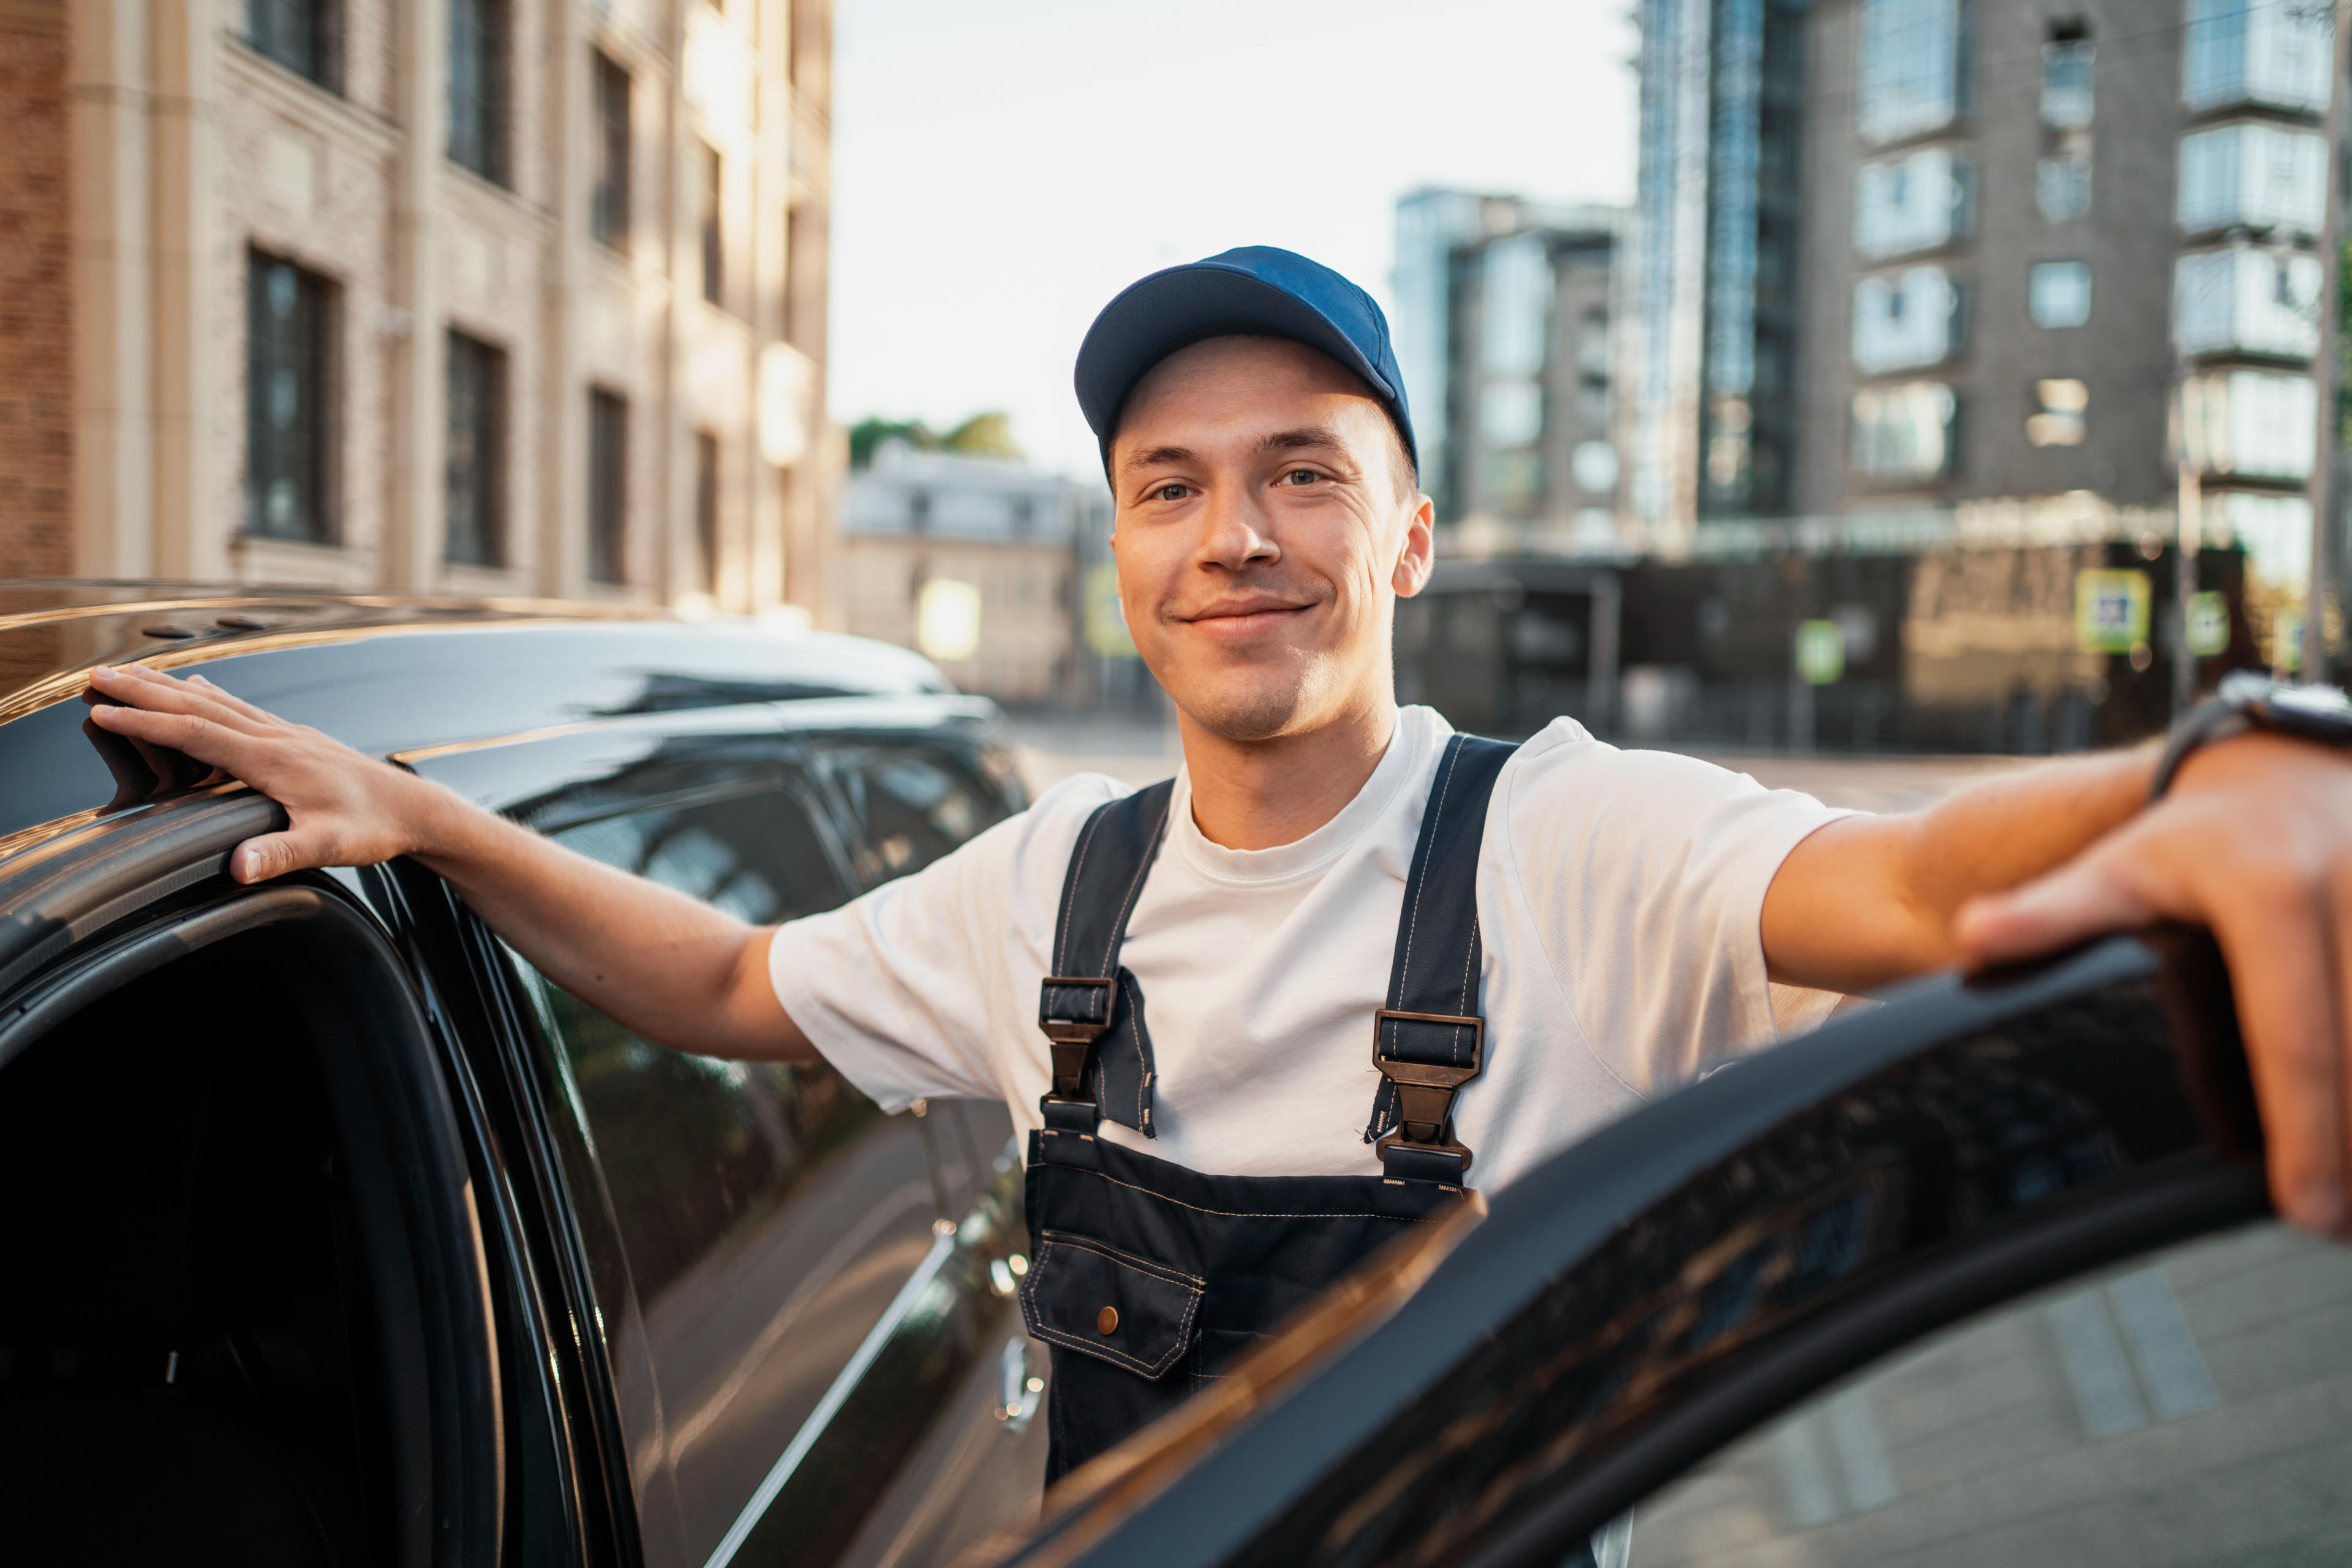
[{"left": 1017, "top": 734, "right": 1515, "bottom": 1482}]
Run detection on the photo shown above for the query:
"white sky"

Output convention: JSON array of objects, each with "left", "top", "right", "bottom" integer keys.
[{"left": 827, "top": 0, "right": 1640, "bottom": 479}]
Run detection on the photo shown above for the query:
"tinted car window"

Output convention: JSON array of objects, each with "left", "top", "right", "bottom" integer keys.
[
  {"left": 519, "top": 769, "right": 949, "bottom": 1564},
  {"left": 1629, "top": 1220, "right": 2352, "bottom": 1564},
  {"left": 812, "top": 741, "right": 1019, "bottom": 885}
]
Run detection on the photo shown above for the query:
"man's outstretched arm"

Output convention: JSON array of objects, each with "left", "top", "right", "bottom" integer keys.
[
  {"left": 1763, "top": 731, "right": 2352, "bottom": 1237},
  {"left": 84, "top": 662, "right": 816, "bottom": 1063}
]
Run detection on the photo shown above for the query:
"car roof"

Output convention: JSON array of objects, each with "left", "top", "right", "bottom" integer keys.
[{"left": 0, "top": 579, "right": 960, "bottom": 850}]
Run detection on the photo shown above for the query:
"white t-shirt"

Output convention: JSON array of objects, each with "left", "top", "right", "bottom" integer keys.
[{"left": 770, "top": 705, "right": 1852, "bottom": 1193}]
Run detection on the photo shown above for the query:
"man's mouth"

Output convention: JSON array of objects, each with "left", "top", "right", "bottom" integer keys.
[{"left": 1179, "top": 596, "right": 1314, "bottom": 641}]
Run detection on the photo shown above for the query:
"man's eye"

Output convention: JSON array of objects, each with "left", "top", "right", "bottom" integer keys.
[
  {"left": 1281, "top": 469, "right": 1320, "bottom": 486},
  {"left": 1153, "top": 483, "right": 1191, "bottom": 502}
]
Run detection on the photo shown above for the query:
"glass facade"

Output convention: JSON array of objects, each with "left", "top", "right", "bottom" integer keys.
[
  {"left": 2177, "top": 123, "right": 2329, "bottom": 236},
  {"left": 1699, "top": 0, "right": 1807, "bottom": 516},
  {"left": 1392, "top": 189, "right": 1483, "bottom": 514},
  {"left": 245, "top": 251, "right": 334, "bottom": 543},
  {"left": 448, "top": 0, "right": 507, "bottom": 184},
  {"left": 1856, "top": 0, "right": 1962, "bottom": 145},
  {"left": 2184, "top": 0, "right": 2334, "bottom": 115}
]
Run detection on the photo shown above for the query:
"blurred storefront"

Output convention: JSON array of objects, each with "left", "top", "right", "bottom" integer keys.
[{"left": 0, "top": 0, "right": 839, "bottom": 619}]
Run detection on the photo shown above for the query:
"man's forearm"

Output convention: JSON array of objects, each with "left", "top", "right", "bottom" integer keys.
[
  {"left": 1765, "top": 741, "right": 2160, "bottom": 992},
  {"left": 407, "top": 781, "right": 810, "bottom": 1060}
]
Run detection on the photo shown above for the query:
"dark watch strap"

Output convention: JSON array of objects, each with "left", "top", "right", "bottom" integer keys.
[{"left": 2150, "top": 671, "right": 2352, "bottom": 801}]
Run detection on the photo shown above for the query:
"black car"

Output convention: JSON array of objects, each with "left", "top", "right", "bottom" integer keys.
[{"left": 0, "top": 586, "right": 2345, "bottom": 1568}]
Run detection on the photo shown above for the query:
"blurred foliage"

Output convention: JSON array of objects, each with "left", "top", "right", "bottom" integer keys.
[{"left": 849, "top": 410, "right": 1024, "bottom": 468}]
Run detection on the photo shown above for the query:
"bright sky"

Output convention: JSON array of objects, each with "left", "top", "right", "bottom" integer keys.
[{"left": 827, "top": 0, "right": 1640, "bottom": 480}]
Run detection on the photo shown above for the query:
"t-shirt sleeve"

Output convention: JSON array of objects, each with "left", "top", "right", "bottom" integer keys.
[
  {"left": 768, "top": 772, "right": 1125, "bottom": 1112},
  {"left": 1495, "top": 722, "right": 1853, "bottom": 1098}
]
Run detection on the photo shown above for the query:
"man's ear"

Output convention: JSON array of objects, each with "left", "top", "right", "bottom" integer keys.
[{"left": 1391, "top": 493, "right": 1436, "bottom": 598}]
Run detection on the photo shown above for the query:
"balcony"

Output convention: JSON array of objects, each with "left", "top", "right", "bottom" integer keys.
[
  {"left": 2184, "top": 0, "right": 2334, "bottom": 117},
  {"left": 2177, "top": 123, "right": 2328, "bottom": 236},
  {"left": 2181, "top": 369, "right": 2317, "bottom": 481},
  {"left": 2173, "top": 246, "right": 2323, "bottom": 359}
]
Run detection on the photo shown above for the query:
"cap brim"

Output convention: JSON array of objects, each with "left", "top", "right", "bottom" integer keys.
[{"left": 1074, "top": 263, "right": 1403, "bottom": 465}]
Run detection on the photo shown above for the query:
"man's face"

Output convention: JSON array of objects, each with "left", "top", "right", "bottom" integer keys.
[{"left": 1108, "top": 336, "right": 1434, "bottom": 744}]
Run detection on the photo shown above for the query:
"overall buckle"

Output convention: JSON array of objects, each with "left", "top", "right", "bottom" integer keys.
[
  {"left": 1373, "top": 1008, "right": 1484, "bottom": 1174},
  {"left": 1039, "top": 976, "right": 1115, "bottom": 1098}
]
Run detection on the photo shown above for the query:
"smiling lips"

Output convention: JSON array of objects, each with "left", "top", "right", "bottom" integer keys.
[{"left": 1180, "top": 596, "right": 1314, "bottom": 641}]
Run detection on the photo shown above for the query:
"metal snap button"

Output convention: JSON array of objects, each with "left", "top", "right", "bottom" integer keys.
[{"left": 1096, "top": 1306, "right": 1118, "bottom": 1335}]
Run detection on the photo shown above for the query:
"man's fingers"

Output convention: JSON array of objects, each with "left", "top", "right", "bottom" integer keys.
[
  {"left": 1953, "top": 834, "right": 2158, "bottom": 967},
  {"left": 230, "top": 828, "right": 334, "bottom": 884},
  {"left": 183, "top": 672, "right": 278, "bottom": 724},
  {"left": 86, "top": 703, "right": 260, "bottom": 777},
  {"left": 2210, "top": 879, "right": 2350, "bottom": 1235},
  {"left": 88, "top": 665, "right": 268, "bottom": 734}
]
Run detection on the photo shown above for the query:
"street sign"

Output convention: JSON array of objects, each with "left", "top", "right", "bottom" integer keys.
[
  {"left": 2074, "top": 569, "right": 2151, "bottom": 654},
  {"left": 2185, "top": 590, "right": 2230, "bottom": 658},
  {"left": 1794, "top": 619, "right": 1845, "bottom": 685}
]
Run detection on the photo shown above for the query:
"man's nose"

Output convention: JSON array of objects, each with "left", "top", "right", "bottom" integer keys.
[{"left": 1196, "top": 481, "right": 1278, "bottom": 570}]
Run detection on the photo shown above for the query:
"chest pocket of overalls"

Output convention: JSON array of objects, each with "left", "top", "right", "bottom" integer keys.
[{"left": 1020, "top": 1231, "right": 1202, "bottom": 1379}]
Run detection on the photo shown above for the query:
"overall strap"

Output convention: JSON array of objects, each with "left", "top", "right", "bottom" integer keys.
[
  {"left": 1366, "top": 733, "right": 1517, "bottom": 1185},
  {"left": 1036, "top": 779, "right": 1176, "bottom": 1134}
]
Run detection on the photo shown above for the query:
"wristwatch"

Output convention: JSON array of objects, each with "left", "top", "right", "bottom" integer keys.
[{"left": 2150, "top": 671, "right": 2352, "bottom": 800}]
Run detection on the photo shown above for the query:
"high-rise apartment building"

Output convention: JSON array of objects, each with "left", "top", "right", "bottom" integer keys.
[
  {"left": 1629, "top": 0, "right": 2337, "bottom": 682},
  {"left": 1391, "top": 191, "right": 1627, "bottom": 554},
  {"left": 1630, "top": 2, "right": 2334, "bottom": 562},
  {"left": 0, "top": 0, "right": 837, "bottom": 617}
]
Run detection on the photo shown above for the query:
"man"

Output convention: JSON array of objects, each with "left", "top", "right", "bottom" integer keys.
[{"left": 86, "top": 248, "right": 2352, "bottom": 1482}]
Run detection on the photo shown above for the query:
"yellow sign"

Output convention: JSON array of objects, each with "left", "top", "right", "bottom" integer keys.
[
  {"left": 2074, "top": 569, "right": 2150, "bottom": 654},
  {"left": 1084, "top": 563, "right": 1137, "bottom": 658}
]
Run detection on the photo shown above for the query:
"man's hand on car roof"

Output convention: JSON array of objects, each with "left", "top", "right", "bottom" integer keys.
[{"left": 1957, "top": 732, "right": 2352, "bottom": 1240}]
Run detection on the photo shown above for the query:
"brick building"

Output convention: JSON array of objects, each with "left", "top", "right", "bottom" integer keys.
[{"left": 0, "top": 0, "right": 838, "bottom": 618}]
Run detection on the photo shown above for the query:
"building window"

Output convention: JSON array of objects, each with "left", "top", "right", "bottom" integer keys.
[
  {"left": 1851, "top": 382, "right": 1956, "bottom": 478},
  {"left": 693, "top": 432, "right": 720, "bottom": 591},
  {"left": 1480, "top": 235, "right": 1552, "bottom": 377},
  {"left": 2036, "top": 150, "right": 2094, "bottom": 222},
  {"left": 700, "top": 143, "right": 724, "bottom": 306},
  {"left": 2041, "top": 38, "right": 2095, "bottom": 129},
  {"left": 245, "top": 251, "right": 334, "bottom": 543},
  {"left": 2174, "top": 246, "right": 2323, "bottom": 356},
  {"left": 2178, "top": 123, "right": 2329, "bottom": 236},
  {"left": 2027, "top": 379, "right": 2089, "bottom": 447},
  {"left": 1853, "top": 146, "right": 1974, "bottom": 258},
  {"left": 246, "top": 0, "right": 336, "bottom": 89},
  {"left": 2029, "top": 261, "right": 2094, "bottom": 328},
  {"left": 1853, "top": 266, "right": 1962, "bottom": 374},
  {"left": 1857, "top": 0, "right": 1962, "bottom": 145},
  {"left": 589, "top": 389, "right": 628, "bottom": 584},
  {"left": 592, "top": 53, "right": 631, "bottom": 250},
  {"left": 448, "top": 0, "right": 507, "bottom": 184},
  {"left": 444, "top": 331, "right": 505, "bottom": 567},
  {"left": 2185, "top": 0, "right": 2334, "bottom": 116},
  {"left": 2182, "top": 369, "right": 2318, "bottom": 480}
]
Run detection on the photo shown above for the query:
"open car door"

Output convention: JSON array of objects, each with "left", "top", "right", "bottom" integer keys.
[{"left": 973, "top": 928, "right": 2350, "bottom": 1568}]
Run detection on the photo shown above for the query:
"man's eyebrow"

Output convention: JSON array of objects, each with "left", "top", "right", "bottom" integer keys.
[
  {"left": 1259, "top": 427, "right": 1353, "bottom": 459},
  {"left": 1121, "top": 444, "right": 1197, "bottom": 473}
]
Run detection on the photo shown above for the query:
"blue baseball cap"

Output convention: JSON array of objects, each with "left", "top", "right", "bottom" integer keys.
[{"left": 1074, "top": 246, "right": 1418, "bottom": 477}]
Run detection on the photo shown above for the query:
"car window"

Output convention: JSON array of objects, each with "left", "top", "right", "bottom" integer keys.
[
  {"left": 518, "top": 771, "right": 951, "bottom": 1566},
  {"left": 810, "top": 740, "right": 1018, "bottom": 886},
  {"left": 1627, "top": 1219, "right": 2352, "bottom": 1566}
]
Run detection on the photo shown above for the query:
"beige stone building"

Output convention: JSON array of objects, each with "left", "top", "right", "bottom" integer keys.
[{"left": 0, "top": 0, "right": 838, "bottom": 617}]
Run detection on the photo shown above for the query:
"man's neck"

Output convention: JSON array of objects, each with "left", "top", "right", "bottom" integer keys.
[{"left": 1177, "top": 698, "right": 1399, "bottom": 851}]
